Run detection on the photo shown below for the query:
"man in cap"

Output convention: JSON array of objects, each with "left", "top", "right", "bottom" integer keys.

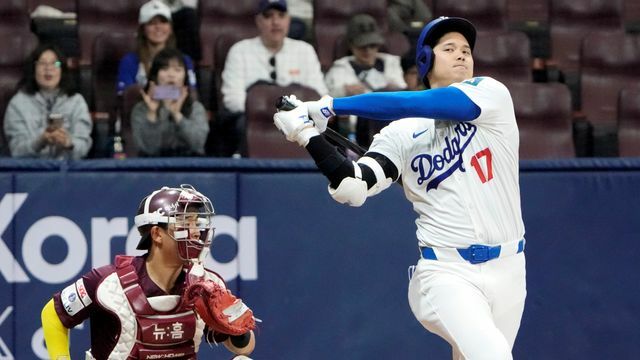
[
  {"left": 217, "top": 0, "right": 327, "bottom": 157},
  {"left": 41, "top": 184, "right": 256, "bottom": 359},
  {"left": 324, "top": 14, "right": 407, "bottom": 146},
  {"left": 273, "top": 16, "right": 527, "bottom": 359}
]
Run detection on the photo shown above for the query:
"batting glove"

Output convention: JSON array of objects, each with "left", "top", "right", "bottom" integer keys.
[
  {"left": 305, "top": 95, "right": 335, "bottom": 133},
  {"left": 273, "top": 102, "right": 320, "bottom": 147}
]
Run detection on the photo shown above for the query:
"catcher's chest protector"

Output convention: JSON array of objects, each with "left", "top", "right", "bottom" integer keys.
[{"left": 94, "top": 255, "right": 204, "bottom": 360}]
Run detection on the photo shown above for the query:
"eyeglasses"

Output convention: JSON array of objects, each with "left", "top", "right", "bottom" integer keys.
[
  {"left": 269, "top": 56, "right": 276, "bottom": 81},
  {"left": 36, "top": 60, "right": 62, "bottom": 69}
]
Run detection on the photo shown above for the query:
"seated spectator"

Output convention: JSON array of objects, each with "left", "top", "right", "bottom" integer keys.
[
  {"left": 219, "top": 0, "right": 327, "bottom": 156},
  {"left": 388, "top": 0, "right": 432, "bottom": 44},
  {"left": 131, "top": 48, "right": 208, "bottom": 157},
  {"left": 324, "top": 14, "right": 406, "bottom": 147},
  {"left": 160, "top": 0, "right": 201, "bottom": 62},
  {"left": 401, "top": 54, "right": 424, "bottom": 91},
  {"left": 3, "top": 44, "right": 92, "bottom": 160},
  {"left": 117, "top": 0, "right": 197, "bottom": 95}
]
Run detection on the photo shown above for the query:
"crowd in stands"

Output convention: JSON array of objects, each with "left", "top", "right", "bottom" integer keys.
[{"left": 1, "top": 0, "right": 639, "bottom": 160}]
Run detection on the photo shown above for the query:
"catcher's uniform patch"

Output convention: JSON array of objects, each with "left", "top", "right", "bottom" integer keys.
[{"left": 61, "top": 279, "right": 92, "bottom": 316}]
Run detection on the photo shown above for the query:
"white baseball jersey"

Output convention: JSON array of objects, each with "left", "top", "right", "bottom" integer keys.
[{"left": 368, "top": 77, "right": 525, "bottom": 248}]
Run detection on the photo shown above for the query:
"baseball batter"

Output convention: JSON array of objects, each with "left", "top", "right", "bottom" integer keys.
[{"left": 274, "top": 17, "right": 526, "bottom": 359}]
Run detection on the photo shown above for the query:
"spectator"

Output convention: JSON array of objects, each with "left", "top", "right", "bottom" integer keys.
[
  {"left": 3, "top": 44, "right": 92, "bottom": 160},
  {"left": 160, "top": 0, "right": 202, "bottom": 62},
  {"left": 324, "top": 14, "right": 406, "bottom": 147},
  {"left": 287, "top": 0, "right": 313, "bottom": 42},
  {"left": 388, "top": 0, "right": 433, "bottom": 41},
  {"left": 218, "top": 0, "right": 327, "bottom": 157},
  {"left": 401, "top": 54, "right": 424, "bottom": 91},
  {"left": 131, "top": 48, "right": 208, "bottom": 157},
  {"left": 117, "top": 0, "right": 197, "bottom": 95}
]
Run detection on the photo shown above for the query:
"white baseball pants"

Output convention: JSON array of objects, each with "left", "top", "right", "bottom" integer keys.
[{"left": 408, "top": 252, "right": 526, "bottom": 360}]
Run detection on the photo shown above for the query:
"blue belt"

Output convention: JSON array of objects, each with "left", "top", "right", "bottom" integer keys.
[{"left": 420, "top": 239, "right": 525, "bottom": 264}]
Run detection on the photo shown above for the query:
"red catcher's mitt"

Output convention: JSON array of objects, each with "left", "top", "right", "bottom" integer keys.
[{"left": 184, "top": 280, "right": 255, "bottom": 336}]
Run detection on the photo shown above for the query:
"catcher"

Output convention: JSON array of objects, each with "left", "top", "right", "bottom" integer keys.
[{"left": 41, "top": 184, "right": 256, "bottom": 359}]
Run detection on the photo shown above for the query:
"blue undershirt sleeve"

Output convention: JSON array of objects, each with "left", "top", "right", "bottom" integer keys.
[{"left": 332, "top": 87, "right": 481, "bottom": 121}]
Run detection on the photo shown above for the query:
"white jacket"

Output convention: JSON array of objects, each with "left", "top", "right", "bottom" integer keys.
[
  {"left": 221, "top": 37, "right": 328, "bottom": 113},
  {"left": 324, "top": 54, "right": 407, "bottom": 98}
]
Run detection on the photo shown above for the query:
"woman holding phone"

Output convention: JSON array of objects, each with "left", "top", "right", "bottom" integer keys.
[
  {"left": 3, "top": 44, "right": 92, "bottom": 159},
  {"left": 117, "top": 0, "right": 197, "bottom": 95},
  {"left": 131, "top": 48, "right": 208, "bottom": 157}
]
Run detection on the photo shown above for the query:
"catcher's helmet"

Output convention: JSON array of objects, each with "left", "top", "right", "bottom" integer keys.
[
  {"left": 135, "top": 184, "right": 215, "bottom": 260},
  {"left": 415, "top": 16, "right": 476, "bottom": 87}
]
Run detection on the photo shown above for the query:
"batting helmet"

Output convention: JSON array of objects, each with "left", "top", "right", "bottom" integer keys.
[
  {"left": 134, "top": 184, "right": 215, "bottom": 260},
  {"left": 415, "top": 16, "right": 477, "bottom": 86}
]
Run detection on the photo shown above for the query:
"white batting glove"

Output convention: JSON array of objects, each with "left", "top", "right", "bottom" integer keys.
[
  {"left": 305, "top": 95, "right": 335, "bottom": 133},
  {"left": 273, "top": 103, "right": 320, "bottom": 147}
]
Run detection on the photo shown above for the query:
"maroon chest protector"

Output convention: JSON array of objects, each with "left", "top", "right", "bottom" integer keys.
[{"left": 115, "top": 255, "right": 198, "bottom": 360}]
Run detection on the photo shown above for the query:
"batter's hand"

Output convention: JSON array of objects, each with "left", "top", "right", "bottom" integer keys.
[
  {"left": 305, "top": 95, "right": 335, "bottom": 133},
  {"left": 273, "top": 102, "right": 320, "bottom": 147}
]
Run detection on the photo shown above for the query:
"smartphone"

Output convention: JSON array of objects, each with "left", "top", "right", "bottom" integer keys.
[
  {"left": 48, "top": 113, "right": 64, "bottom": 129},
  {"left": 152, "top": 85, "right": 181, "bottom": 100}
]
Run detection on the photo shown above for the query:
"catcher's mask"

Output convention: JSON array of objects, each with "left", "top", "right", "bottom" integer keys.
[
  {"left": 415, "top": 16, "right": 476, "bottom": 88},
  {"left": 134, "top": 184, "right": 215, "bottom": 261}
]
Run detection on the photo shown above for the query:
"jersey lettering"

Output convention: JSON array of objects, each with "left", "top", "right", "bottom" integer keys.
[
  {"left": 410, "top": 122, "right": 477, "bottom": 191},
  {"left": 470, "top": 148, "right": 494, "bottom": 183}
]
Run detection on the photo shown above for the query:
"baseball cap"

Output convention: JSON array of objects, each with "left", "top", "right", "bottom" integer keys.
[
  {"left": 139, "top": 0, "right": 172, "bottom": 24},
  {"left": 257, "top": 0, "right": 287, "bottom": 15},
  {"left": 347, "top": 14, "right": 385, "bottom": 48}
]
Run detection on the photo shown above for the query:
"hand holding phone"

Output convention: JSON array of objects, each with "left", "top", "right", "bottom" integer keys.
[{"left": 47, "top": 114, "right": 64, "bottom": 130}]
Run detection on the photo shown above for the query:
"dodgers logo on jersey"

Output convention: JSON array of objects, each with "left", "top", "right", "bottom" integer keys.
[{"left": 410, "top": 122, "right": 477, "bottom": 191}]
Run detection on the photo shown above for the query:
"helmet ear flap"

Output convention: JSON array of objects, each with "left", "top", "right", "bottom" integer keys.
[{"left": 416, "top": 44, "right": 434, "bottom": 87}]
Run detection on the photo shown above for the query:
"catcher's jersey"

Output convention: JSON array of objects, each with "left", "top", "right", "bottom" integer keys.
[
  {"left": 52, "top": 255, "right": 224, "bottom": 358},
  {"left": 369, "top": 77, "right": 524, "bottom": 248}
]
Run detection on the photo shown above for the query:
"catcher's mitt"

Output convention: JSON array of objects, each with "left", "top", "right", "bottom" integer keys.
[{"left": 184, "top": 280, "right": 255, "bottom": 336}]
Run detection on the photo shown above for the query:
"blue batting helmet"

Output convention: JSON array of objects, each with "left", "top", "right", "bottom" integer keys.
[{"left": 415, "top": 16, "right": 477, "bottom": 87}]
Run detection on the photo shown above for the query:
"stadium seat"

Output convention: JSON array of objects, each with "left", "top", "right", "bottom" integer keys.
[
  {"left": 0, "top": 82, "right": 19, "bottom": 156},
  {"left": 507, "top": 0, "right": 547, "bottom": 24},
  {"left": 580, "top": 30, "right": 640, "bottom": 156},
  {"left": 506, "top": 0, "right": 550, "bottom": 59},
  {"left": 473, "top": 30, "right": 532, "bottom": 85},
  {"left": 121, "top": 84, "right": 143, "bottom": 157},
  {"left": 91, "top": 32, "right": 137, "bottom": 115},
  {"left": 245, "top": 83, "right": 319, "bottom": 158},
  {"left": 434, "top": 0, "right": 507, "bottom": 31},
  {"left": 0, "top": 31, "right": 38, "bottom": 156},
  {"left": 199, "top": 0, "right": 257, "bottom": 68},
  {"left": 198, "top": 0, "right": 257, "bottom": 111},
  {"left": 77, "top": 0, "right": 144, "bottom": 66},
  {"left": 617, "top": 86, "right": 640, "bottom": 157},
  {"left": 549, "top": 0, "right": 624, "bottom": 109},
  {"left": 624, "top": 0, "right": 640, "bottom": 33},
  {"left": 209, "top": 32, "right": 256, "bottom": 112},
  {"left": 0, "top": 0, "right": 29, "bottom": 33},
  {"left": 509, "top": 82, "right": 575, "bottom": 159},
  {"left": 314, "top": 0, "right": 389, "bottom": 71}
]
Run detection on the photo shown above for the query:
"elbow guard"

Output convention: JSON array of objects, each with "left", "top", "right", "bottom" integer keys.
[{"left": 328, "top": 161, "right": 368, "bottom": 207}]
